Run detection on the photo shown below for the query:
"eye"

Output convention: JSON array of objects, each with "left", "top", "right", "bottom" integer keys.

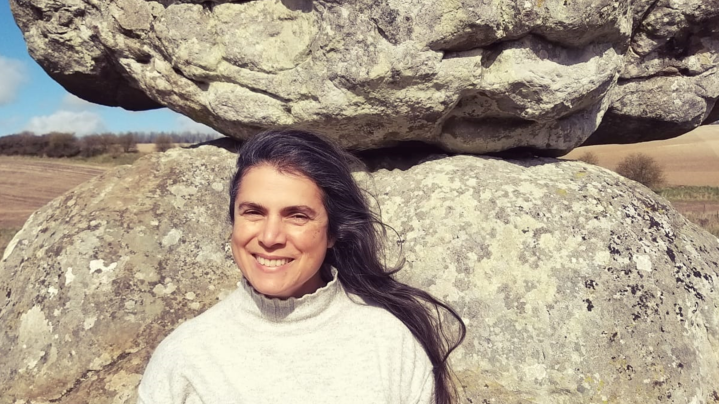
[
  {"left": 288, "top": 213, "right": 310, "bottom": 223},
  {"left": 240, "top": 209, "right": 263, "bottom": 219}
]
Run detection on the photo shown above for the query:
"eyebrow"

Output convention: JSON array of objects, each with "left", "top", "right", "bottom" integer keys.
[
  {"left": 236, "top": 202, "right": 318, "bottom": 217},
  {"left": 236, "top": 202, "right": 264, "bottom": 212}
]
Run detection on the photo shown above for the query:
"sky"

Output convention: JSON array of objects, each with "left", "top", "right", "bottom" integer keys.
[{"left": 0, "top": 2, "right": 219, "bottom": 137}]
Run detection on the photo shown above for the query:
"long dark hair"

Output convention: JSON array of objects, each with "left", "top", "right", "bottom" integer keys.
[{"left": 229, "top": 130, "right": 466, "bottom": 403}]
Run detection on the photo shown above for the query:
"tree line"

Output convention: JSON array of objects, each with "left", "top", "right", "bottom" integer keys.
[{"left": 0, "top": 131, "right": 221, "bottom": 158}]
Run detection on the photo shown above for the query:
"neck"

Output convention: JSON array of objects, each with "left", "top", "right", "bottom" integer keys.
[{"left": 235, "top": 267, "right": 342, "bottom": 323}]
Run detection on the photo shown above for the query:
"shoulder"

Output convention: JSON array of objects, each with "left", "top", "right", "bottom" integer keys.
[
  {"left": 137, "top": 291, "right": 240, "bottom": 402},
  {"left": 340, "top": 289, "right": 435, "bottom": 403},
  {"left": 341, "top": 288, "right": 432, "bottom": 364},
  {"left": 142, "top": 288, "right": 243, "bottom": 375},
  {"left": 159, "top": 291, "right": 235, "bottom": 347},
  {"left": 343, "top": 290, "right": 416, "bottom": 337},
  {"left": 343, "top": 291, "right": 400, "bottom": 327}
]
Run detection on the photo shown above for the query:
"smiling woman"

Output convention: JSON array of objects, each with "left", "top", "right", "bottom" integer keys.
[
  {"left": 137, "top": 130, "right": 466, "bottom": 404},
  {"left": 231, "top": 164, "right": 334, "bottom": 299}
]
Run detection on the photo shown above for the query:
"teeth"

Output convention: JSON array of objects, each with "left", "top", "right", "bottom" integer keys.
[{"left": 256, "top": 256, "right": 291, "bottom": 267}]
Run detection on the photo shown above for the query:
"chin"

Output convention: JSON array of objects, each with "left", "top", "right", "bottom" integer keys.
[
  {"left": 246, "top": 276, "right": 290, "bottom": 298},
  {"left": 258, "top": 287, "right": 294, "bottom": 299}
]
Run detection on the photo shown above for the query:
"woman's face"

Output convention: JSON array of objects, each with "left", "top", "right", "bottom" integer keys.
[{"left": 230, "top": 164, "right": 334, "bottom": 299}]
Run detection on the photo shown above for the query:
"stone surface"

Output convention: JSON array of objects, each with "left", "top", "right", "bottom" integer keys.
[
  {"left": 10, "top": 0, "right": 719, "bottom": 153},
  {"left": 584, "top": 0, "right": 719, "bottom": 145},
  {"left": 2, "top": 146, "right": 718, "bottom": 403},
  {"left": 0, "top": 146, "right": 239, "bottom": 403},
  {"left": 374, "top": 155, "right": 719, "bottom": 403}
]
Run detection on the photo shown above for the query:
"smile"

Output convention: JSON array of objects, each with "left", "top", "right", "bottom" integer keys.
[{"left": 254, "top": 255, "right": 293, "bottom": 268}]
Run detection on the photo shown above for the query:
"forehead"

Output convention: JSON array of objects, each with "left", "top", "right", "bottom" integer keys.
[{"left": 237, "top": 164, "right": 324, "bottom": 206}]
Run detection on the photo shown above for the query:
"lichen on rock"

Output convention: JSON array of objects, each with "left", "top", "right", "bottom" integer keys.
[
  {"left": 1, "top": 146, "right": 717, "bottom": 403},
  {"left": 373, "top": 155, "right": 719, "bottom": 403},
  {"left": 9, "top": 0, "right": 719, "bottom": 153}
]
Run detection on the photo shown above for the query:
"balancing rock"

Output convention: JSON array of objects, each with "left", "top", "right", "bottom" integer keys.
[
  {"left": 1, "top": 146, "right": 717, "bottom": 403},
  {"left": 10, "top": 0, "right": 719, "bottom": 153}
]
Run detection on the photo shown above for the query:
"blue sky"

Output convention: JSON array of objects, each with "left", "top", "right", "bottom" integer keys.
[{"left": 0, "top": 3, "right": 218, "bottom": 137}]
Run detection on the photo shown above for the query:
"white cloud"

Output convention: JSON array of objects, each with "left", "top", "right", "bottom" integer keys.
[
  {"left": 61, "top": 93, "right": 97, "bottom": 110},
  {"left": 176, "top": 114, "right": 221, "bottom": 135},
  {"left": 0, "top": 56, "right": 28, "bottom": 105},
  {"left": 24, "top": 110, "right": 106, "bottom": 136}
]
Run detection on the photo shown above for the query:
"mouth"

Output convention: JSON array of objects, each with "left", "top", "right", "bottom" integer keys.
[{"left": 253, "top": 254, "right": 294, "bottom": 268}]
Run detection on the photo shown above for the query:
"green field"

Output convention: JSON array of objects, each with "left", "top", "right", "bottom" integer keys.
[
  {"left": 0, "top": 227, "right": 20, "bottom": 256},
  {"left": 658, "top": 186, "right": 719, "bottom": 201},
  {"left": 659, "top": 186, "right": 719, "bottom": 238}
]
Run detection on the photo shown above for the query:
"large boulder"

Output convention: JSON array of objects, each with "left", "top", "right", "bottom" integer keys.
[
  {"left": 375, "top": 155, "right": 719, "bottom": 402},
  {"left": 10, "top": 0, "right": 719, "bottom": 154},
  {"left": 583, "top": 0, "right": 719, "bottom": 145},
  {"left": 0, "top": 146, "right": 239, "bottom": 404},
  {"left": 1, "top": 146, "right": 718, "bottom": 403}
]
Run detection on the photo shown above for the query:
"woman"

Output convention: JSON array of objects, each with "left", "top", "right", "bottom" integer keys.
[{"left": 137, "top": 130, "right": 466, "bottom": 404}]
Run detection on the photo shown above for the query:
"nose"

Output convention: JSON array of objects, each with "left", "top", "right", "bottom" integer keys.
[{"left": 258, "top": 215, "right": 286, "bottom": 248}]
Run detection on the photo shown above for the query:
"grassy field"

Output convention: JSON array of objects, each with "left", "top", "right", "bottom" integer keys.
[
  {"left": 0, "top": 227, "right": 20, "bottom": 256},
  {"left": 657, "top": 186, "right": 719, "bottom": 237},
  {"left": 0, "top": 157, "right": 108, "bottom": 227},
  {"left": 657, "top": 186, "right": 719, "bottom": 201},
  {"left": 0, "top": 148, "right": 147, "bottom": 167}
]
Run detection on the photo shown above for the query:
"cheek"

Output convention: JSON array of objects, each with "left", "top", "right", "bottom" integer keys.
[
  {"left": 233, "top": 218, "right": 256, "bottom": 236},
  {"left": 287, "top": 226, "right": 323, "bottom": 249},
  {"left": 230, "top": 226, "right": 241, "bottom": 245},
  {"left": 301, "top": 226, "right": 329, "bottom": 252},
  {"left": 230, "top": 223, "right": 252, "bottom": 250}
]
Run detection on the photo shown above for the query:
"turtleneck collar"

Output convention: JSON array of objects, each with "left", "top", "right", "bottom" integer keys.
[{"left": 235, "top": 267, "right": 342, "bottom": 323}]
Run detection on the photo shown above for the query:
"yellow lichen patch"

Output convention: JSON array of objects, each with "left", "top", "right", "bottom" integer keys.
[
  {"left": 107, "top": 369, "right": 143, "bottom": 394},
  {"left": 17, "top": 305, "right": 53, "bottom": 372},
  {"left": 574, "top": 171, "right": 587, "bottom": 178},
  {"left": 537, "top": 0, "right": 545, "bottom": 7},
  {"left": 454, "top": 367, "right": 539, "bottom": 403},
  {"left": 556, "top": 188, "right": 568, "bottom": 196}
]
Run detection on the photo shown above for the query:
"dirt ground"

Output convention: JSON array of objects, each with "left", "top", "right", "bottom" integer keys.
[
  {"left": 564, "top": 125, "right": 719, "bottom": 186},
  {"left": 136, "top": 143, "right": 190, "bottom": 153},
  {"left": 136, "top": 143, "right": 156, "bottom": 153},
  {"left": 0, "top": 157, "right": 106, "bottom": 227}
]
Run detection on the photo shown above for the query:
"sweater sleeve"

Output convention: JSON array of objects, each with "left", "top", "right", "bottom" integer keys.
[
  {"left": 136, "top": 333, "right": 202, "bottom": 404},
  {"left": 411, "top": 369, "right": 435, "bottom": 404},
  {"left": 398, "top": 325, "right": 435, "bottom": 404}
]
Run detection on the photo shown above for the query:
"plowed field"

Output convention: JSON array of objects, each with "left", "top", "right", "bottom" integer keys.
[
  {"left": 564, "top": 125, "right": 719, "bottom": 186},
  {"left": 0, "top": 157, "right": 106, "bottom": 228}
]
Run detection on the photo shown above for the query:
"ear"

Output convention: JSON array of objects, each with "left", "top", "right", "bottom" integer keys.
[{"left": 327, "top": 236, "right": 336, "bottom": 249}]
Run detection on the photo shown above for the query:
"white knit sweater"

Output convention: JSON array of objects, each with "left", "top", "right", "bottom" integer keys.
[{"left": 137, "top": 268, "right": 435, "bottom": 404}]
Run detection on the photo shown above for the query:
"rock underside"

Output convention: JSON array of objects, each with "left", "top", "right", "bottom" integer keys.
[
  {"left": 9, "top": 0, "right": 719, "bottom": 154},
  {"left": 5, "top": 1, "right": 719, "bottom": 401},
  {"left": 1, "top": 146, "right": 718, "bottom": 403}
]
